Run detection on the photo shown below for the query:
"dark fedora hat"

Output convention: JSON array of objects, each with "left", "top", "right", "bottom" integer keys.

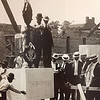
[{"left": 36, "top": 13, "right": 43, "bottom": 19}]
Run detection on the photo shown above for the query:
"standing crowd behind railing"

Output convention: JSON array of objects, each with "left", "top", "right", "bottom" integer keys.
[
  {"left": 0, "top": 51, "right": 100, "bottom": 100},
  {"left": 51, "top": 52, "right": 100, "bottom": 100},
  {"left": 0, "top": 9, "right": 100, "bottom": 99}
]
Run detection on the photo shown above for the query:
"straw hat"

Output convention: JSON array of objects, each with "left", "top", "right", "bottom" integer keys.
[
  {"left": 73, "top": 52, "right": 80, "bottom": 58},
  {"left": 62, "top": 54, "right": 69, "bottom": 60}
]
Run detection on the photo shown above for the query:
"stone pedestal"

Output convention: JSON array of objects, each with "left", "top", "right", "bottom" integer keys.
[{"left": 7, "top": 68, "right": 54, "bottom": 100}]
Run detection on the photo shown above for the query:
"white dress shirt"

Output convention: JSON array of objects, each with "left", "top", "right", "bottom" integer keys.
[
  {"left": 85, "top": 62, "right": 97, "bottom": 87},
  {"left": 74, "top": 60, "right": 79, "bottom": 75}
]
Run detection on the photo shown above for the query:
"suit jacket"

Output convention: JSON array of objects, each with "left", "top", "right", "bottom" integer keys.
[
  {"left": 42, "top": 25, "right": 53, "bottom": 49},
  {"left": 64, "top": 62, "right": 74, "bottom": 84},
  {"left": 72, "top": 60, "right": 83, "bottom": 85},
  {"left": 32, "top": 24, "right": 43, "bottom": 49},
  {"left": 90, "top": 62, "right": 100, "bottom": 87},
  {"left": 73, "top": 60, "right": 83, "bottom": 76}
]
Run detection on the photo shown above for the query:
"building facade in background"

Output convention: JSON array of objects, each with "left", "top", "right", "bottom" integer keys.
[
  {"left": 0, "top": 17, "right": 100, "bottom": 66},
  {"left": 0, "top": 23, "right": 21, "bottom": 67},
  {"left": 52, "top": 17, "right": 100, "bottom": 54}
]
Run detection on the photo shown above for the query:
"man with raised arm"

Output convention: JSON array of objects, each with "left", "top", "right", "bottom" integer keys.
[{"left": 0, "top": 73, "right": 26, "bottom": 100}]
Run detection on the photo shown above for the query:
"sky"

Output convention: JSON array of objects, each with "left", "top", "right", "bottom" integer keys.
[{"left": 0, "top": 0, "right": 100, "bottom": 31}]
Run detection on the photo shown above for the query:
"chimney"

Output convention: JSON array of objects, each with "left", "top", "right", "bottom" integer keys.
[
  {"left": 92, "top": 17, "right": 95, "bottom": 23},
  {"left": 86, "top": 17, "right": 89, "bottom": 23}
]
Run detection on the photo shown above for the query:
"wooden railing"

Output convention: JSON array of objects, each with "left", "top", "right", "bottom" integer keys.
[{"left": 68, "top": 84, "right": 100, "bottom": 100}]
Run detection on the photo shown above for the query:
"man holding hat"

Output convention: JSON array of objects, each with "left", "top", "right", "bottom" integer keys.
[
  {"left": 85, "top": 54, "right": 100, "bottom": 100},
  {"left": 42, "top": 16, "right": 53, "bottom": 68}
]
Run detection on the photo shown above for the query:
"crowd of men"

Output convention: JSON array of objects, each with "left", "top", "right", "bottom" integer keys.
[
  {"left": 3, "top": 15, "right": 100, "bottom": 99},
  {"left": 0, "top": 12, "right": 54, "bottom": 100},
  {"left": 1, "top": 51, "right": 100, "bottom": 100},
  {"left": 1, "top": 11, "right": 100, "bottom": 100},
  {"left": 52, "top": 52, "right": 100, "bottom": 100},
  {"left": 1, "top": 1, "right": 100, "bottom": 100}
]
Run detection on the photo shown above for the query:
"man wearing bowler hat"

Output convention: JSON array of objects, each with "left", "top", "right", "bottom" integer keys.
[{"left": 33, "top": 13, "right": 44, "bottom": 68}]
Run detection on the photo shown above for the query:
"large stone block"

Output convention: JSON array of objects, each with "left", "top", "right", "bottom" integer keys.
[
  {"left": 7, "top": 68, "right": 54, "bottom": 100},
  {"left": 79, "top": 45, "right": 100, "bottom": 62}
]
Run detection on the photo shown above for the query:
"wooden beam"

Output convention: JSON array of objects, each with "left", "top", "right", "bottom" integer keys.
[
  {"left": 1, "top": 0, "right": 21, "bottom": 33},
  {"left": 77, "top": 84, "right": 86, "bottom": 100},
  {"left": 70, "top": 85, "right": 100, "bottom": 91}
]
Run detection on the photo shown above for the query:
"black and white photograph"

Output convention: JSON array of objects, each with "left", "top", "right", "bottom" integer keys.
[{"left": 0, "top": 0, "right": 100, "bottom": 100}]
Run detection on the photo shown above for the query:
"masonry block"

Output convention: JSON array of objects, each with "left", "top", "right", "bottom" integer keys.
[
  {"left": 7, "top": 68, "right": 54, "bottom": 100},
  {"left": 79, "top": 45, "right": 100, "bottom": 62}
]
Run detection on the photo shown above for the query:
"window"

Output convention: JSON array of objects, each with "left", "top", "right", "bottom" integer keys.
[{"left": 83, "top": 38, "right": 86, "bottom": 45}]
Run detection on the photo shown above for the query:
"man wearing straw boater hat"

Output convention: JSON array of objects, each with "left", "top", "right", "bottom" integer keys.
[
  {"left": 73, "top": 52, "right": 83, "bottom": 84},
  {"left": 85, "top": 54, "right": 100, "bottom": 100},
  {"left": 60, "top": 54, "right": 74, "bottom": 100},
  {"left": 72, "top": 52, "right": 83, "bottom": 100}
]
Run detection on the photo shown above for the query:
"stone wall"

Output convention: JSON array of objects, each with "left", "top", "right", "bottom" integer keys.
[{"left": 52, "top": 28, "right": 100, "bottom": 54}]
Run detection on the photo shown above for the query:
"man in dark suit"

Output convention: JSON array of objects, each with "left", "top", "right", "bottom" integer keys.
[
  {"left": 86, "top": 54, "right": 100, "bottom": 100},
  {"left": 80, "top": 53, "right": 87, "bottom": 85},
  {"left": 42, "top": 16, "right": 53, "bottom": 68},
  {"left": 60, "top": 54, "right": 74, "bottom": 100},
  {"left": 72, "top": 52, "right": 83, "bottom": 100},
  {"left": 72, "top": 52, "right": 83, "bottom": 85},
  {"left": 33, "top": 13, "right": 43, "bottom": 68}
]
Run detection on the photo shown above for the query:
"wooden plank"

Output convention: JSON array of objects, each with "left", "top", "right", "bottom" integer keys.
[
  {"left": 70, "top": 85, "right": 100, "bottom": 91},
  {"left": 77, "top": 84, "right": 86, "bottom": 100}
]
